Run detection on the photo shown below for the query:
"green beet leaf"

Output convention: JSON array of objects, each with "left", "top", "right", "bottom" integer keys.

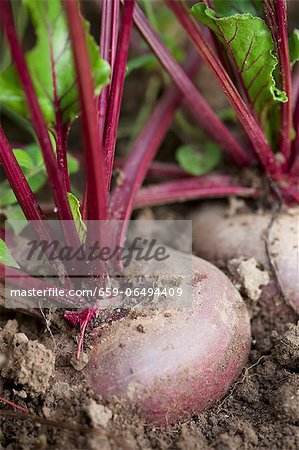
[
  {"left": 191, "top": 3, "right": 287, "bottom": 124},
  {"left": 289, "top": 29, "right": 299, "bottom": 65},
  {"left": 0, "top": 239, "right": 20, "bottom": 269},
  {"left": 0, "top": 144, "right": 79, "bottom": 208},
  {"left": 0, "top": 145, "right": 46, "bottom": 207},
  {"left": 67, "top": 153, "right": 79, "bottom": 174},
  {"left": 3, "top": 205, "right": 27, "bottom": 235},
  {"left": 212, "top": 0, "right": 264, "bottom": 17},
  {"left": 67, "top": 192, "right": 87, "bottom": 242},
  {"left": 127, "top": 54, "right": 158, "bottom": 76},
  {"left": 176, "top": 143, "right": 221, "bottom": 176},
  {"left": 0, "top": 0, "right": 110, "bottom": 126},
  {"left": 12, "top": 149, "right": 35, "bottom": 170}
]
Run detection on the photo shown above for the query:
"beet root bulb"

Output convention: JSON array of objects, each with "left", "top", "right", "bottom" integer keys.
[
  {"left": 192, "top": 204, "right": 299, "bottom": 314},
  {"left": 87, "top": 253, "right": 250, "bottom": 425}
]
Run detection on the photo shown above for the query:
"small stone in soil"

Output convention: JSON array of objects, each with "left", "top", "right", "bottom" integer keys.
[
  {"left": 36, "top": 434, "right": 47, "bottom": 450},
  {"left": 136, "top": 324, "right": 145, "bottom": 333},
  {"left": 70, "top": 352, "right": 89, "bottom": 371}
]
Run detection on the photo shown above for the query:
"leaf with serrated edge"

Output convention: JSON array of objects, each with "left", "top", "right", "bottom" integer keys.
[
  {"left": 0, "top": 0, "right": 110, "bottom": 126},
  {"left": 192, "top": 3, "right": 287, "bottom": 122}
]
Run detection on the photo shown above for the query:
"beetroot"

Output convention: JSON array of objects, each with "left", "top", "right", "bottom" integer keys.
[
  {"left": 1, "top": 0, "right": 297, "bottom": 431},
  {"left": 192, "top": 204, "right": 299, "bottom": 314},
  {"left": 88, "top": 253, "right": 250, "bottom": 425}
]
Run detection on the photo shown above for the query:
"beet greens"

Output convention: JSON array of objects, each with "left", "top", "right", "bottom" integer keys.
[{"left": 0, "top": 0, "right": 298, "bottom": 356}]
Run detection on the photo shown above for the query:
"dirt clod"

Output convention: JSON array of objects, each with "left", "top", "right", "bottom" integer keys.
[
  {"left": 227, "top": 257, "right": 270, "bottom": 301},
  {"left": 273, "top": 322, "right": 299, "bottom": 368},
  {"left": 1, "top": 332, "right": 55, "bottom": 395},
  {"left": 84, "top": 399, "right": 113, "bottom": 428},
  {"left": 3, "top": 319, "right": 18, "bottom": 336},
  {"left": 70, "top": 352, "right": 89, "bottom": 371},
  {"left": 272, "top": 375, "right": 299, "bottom": 422}
]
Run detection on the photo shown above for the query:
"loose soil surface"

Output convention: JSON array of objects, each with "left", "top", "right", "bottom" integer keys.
[
  {"left": 0, "top": 205, "right": 298, "bottom": 450},
  {"left": 2, "top": 1, "right": 299, "bottom": 445}
]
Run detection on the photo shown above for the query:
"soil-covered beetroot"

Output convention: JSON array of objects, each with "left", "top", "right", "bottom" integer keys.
[
  {"left": 192, "top": 203, "right": 299, "bottom": 314},
  {"left": 88, "top": 253, "right": 250, "bottom": 425}
]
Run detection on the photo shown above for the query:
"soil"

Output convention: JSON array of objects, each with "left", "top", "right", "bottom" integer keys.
[
  {"left": 0, "top": 205, "right": 298, "bottom": 450},
  {"left": 1, "top": 2, "right": 299, "bottom": 444}
]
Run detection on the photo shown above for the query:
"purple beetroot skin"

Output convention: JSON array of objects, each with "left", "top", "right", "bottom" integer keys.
[
  {"left": 88, "top": 253, "right": 250, "bottom": 425},
  {"left": 192, "top": 204, "right": 299, "bottom": 314}
]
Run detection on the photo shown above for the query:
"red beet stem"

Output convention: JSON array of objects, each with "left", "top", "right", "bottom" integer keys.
[
  {"left": 97, "top": 0, "right": 119, "bottom": 141},
  {"left": 114, "top": 158, "right": 192, "bottom": 179},
  {"left": 134, "top": 177, "right": 257, "bottom": 208},
  {"left": 109, "top": 52, "right": 200, "bottom": 246},
  {"left": 103, "top": 0, "right": 135, "bottom": 189},
  {"left": 290, "top": 95, "right": 299, "bottom": 176},
  {"left": 64, "top": 0, "right": 108, "bottom": 221},
  {"left": 165, "top": 0, "right": 280, "bottom": 180},
  {"left": 273, "top": 0, "right": 293, "bottom": 166},
  {"left": 127, "top": 0, "right": 251, "bottom": 167},
  {"left": 0, "top": 127, "right": 46, "bottom": 223},
  {"left": 0, "top": 263, "right": 83, "bottom": 308},
  {"left": 0, "top": 1, "right": 79, "bottom": 246},
  {"left": 48, "top": 22, "right": 71, "bottom": 192},
  {"left": 0, "top": 396, "right": 29, "bottom": 414}
]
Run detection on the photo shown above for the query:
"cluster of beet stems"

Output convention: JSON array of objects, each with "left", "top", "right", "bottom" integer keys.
[{"left": 0, "top": 0, "right": 298, "bottom": 376}]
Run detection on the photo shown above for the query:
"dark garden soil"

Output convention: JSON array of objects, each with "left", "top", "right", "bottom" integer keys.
[
  {"left": 1, "top": 5, "right": 299, "bottom": 443},
  {"left": 0, "top": 202, "right": 298, "bottom": 450}
]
